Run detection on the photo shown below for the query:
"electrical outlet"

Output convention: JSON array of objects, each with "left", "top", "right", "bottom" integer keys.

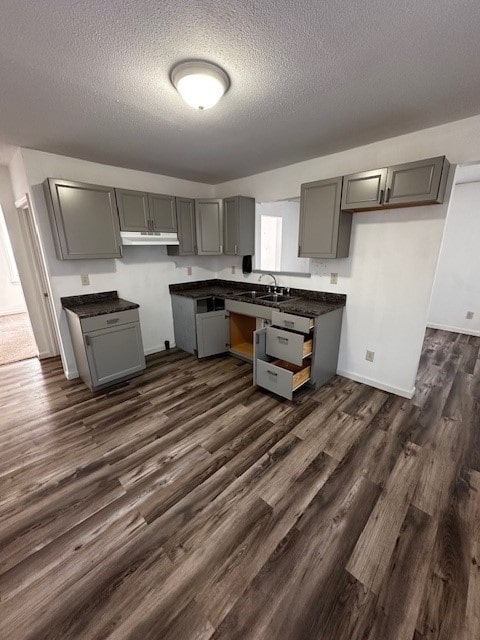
[
  {"left": 365, "top": 350, "right": 375, "bottom": 362},
  {"left": 330, "top": 273, "right": 338, "bottom": 285},
  {"left": 81, "top": 274, "right": 89, "bottom": 286},
  {"left": 231, "top": 266, "right": 236, "bottom": 274},
  {"left": 466, "top": 311, "right": 474, "bottom": 320},
  {"left": 187, "top": 266, "right": 192, "bottom": 276}
]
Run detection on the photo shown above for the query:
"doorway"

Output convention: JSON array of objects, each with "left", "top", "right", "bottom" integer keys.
[{"left": 0, "top": 203, "right": 37, "bottom": 365}]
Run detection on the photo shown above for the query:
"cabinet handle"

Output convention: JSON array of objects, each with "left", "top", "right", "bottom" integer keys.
[
  {"left": 298, "top": 245, "right": 301, "bottom": 256},
  {"left": 219, "top": 244, "right": 223, "bottom": 253},
  {"left": 106, "top": 318, "right": 120, "bottom": 324},
  {"left": 284, "top": 320, "right": 295, "bottom": 327},
  {"left": 384, "top": 187, "right": 391, "bottom": 204},
  {"left": 234, "top": 244, "right": 238, "bottom": 254},
  {"left": 379, "top": 189, "right": 384, "bottom": 204},
  {"left": 278, "top": 336, "right": 289, "bottom": 343},
  {"left": 85, "top": 335, "right": 91, "bottom": 346},
  {"left": 267, "top": 370, "right": 278, "bottom": 376}
]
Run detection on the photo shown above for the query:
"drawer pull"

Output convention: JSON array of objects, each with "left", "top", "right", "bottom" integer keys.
[
  {"left": 267, "top": 370, "right": 278, "bottom": 377},
  {"left": 278, "top": 336, "right": 289, "bottom": 343},
  {"left": 106, "top": 318, "right": 120, "bottom": 325},
  {"left": 284, "top": 320, "right": 294, "bottom": 327}
]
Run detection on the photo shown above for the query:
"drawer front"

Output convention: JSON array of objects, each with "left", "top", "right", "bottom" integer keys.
[
  {"left": 271, "top": 310, "right": 314, "bottom": 333},
  {"left": 266, "top": 327, "right": 308, "bottom": 366},
  {"left": 256, "top": 359, "right": 294, "bottom": 401},
  {"left": 80, "top": 308, "right": 139, "bottom": 332},
  {"left": 225, "top": 299, "right": 273, "bottom": 321}
]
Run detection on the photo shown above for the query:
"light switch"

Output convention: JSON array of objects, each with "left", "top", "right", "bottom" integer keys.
[
  {"left": 81, "top": 274, "right": 90, "bottom": 286},
  {"left": 187, "top": 266, "right": 192, "bottom": 276},
  {"left": 330, "top": 273, "right": 338, "bottom": 285},
  {"left": 466, "top": 311, "right": 474, "bottom": 319},
  {"left": 365, "top": 350, "right": 375, "bottom": 362}
]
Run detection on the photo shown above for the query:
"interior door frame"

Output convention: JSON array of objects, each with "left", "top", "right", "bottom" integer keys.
[{"left": 14, "top": 194, "right": 59, "bottom": 358}]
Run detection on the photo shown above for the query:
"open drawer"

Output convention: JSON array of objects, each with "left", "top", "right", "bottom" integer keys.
[
  {"left": 256, "top": 359, "right": 311, "bottom": 400},
  {"left": 254, "top": 327, "right": 311, "bottom": 400},
  {"left": 266, "top": 326, "right": 312, "bottom": 366}
]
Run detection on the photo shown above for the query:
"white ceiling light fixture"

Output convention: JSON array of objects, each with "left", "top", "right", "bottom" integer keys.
[{"left": 171, "top": 60, "right": 230, "bottom": 110}]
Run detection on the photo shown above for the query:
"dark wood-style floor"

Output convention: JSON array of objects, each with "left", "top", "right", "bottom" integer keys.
[{"left": 0, "top": 328, "right": 479, "bottom": 639}]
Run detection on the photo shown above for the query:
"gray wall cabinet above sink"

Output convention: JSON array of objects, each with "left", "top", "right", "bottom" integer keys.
[
  {"left": 298, "top": 176, "right": 352, "bottom": 259},
  {"left": 44, "top": 178, "right": 122, "bottom": 260},
  {"left": 223, "top": 196, "right": 255, "bottom": 256},
  {"left": 341, "top": 156, "right": 450, "bottom": 212},
  {"left": 116, "top": 188, "right": 177, "bottom": 232}
]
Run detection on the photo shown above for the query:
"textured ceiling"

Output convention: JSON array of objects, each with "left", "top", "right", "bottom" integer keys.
[{"left": 1, "top": 0, "right": 480, "bottom": 183}]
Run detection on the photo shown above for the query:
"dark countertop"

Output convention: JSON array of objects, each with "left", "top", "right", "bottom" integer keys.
[
  {"left": 169, "top": 279, "right": 346, "bottom": 318},
  {"left": 61, "top": 291, "right": 140, "bottom": 318}
]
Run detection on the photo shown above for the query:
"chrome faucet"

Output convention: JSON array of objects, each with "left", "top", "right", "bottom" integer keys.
[{"left": 258, "top": 272, "right": 278, "bottom": 292}]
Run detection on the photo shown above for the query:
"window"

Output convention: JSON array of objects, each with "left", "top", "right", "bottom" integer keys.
[
  {"left": 255, "top": 200, "right": 310, "bottom": 274},
  {"left": 260, "top": 215, "right": 282, "bottom": 271},
  {"left": 0, "top": 205, "right": 20, "bottom": 283}
]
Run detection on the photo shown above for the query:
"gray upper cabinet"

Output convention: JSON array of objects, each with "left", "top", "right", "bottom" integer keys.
[
  {"left": 223, "top": 196, "right": 255, "bottom": 256},
  {"left": 298, "top": 176, "right": 351, "bottom": 259},
  {"left": 341, "top": 168, "right": 387, "bottom": 211},
  {"left": 116, "top": 188, "right": 150, "bottom": 231},
  {"left": 384, "top": 156, "right": 448, "bottom": 206},
  {"left": 148, "top": 193, "right": 177, "bottom": 232},
  {"left": 44, "top": 178, "right": 122, "bottom": 260},
  {"left": 342, "top": 156, "right": 450, "bottom": 211},
  {"left": 195, "top": 198, "right": 223, "bottom": 255},
  {"left": 171, "top": 197, "right": 197, "bottom": 256},
  {"left": 116, "top": 189, "right": 177, "bottom": 232}
]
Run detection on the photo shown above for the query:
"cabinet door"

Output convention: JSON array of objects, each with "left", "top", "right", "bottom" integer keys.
[
  {"left": 84, "top": 322, "right": 145, "bottom": 387},
  {"left": 299, "top": 176, "right": 350, "bottom": 258},
  {"left": 223, "top": 196, "right": 255, "bottom": 256},
  {"left": 195, "top": 199, "right": 223, "bottom": 255},
  {"left": 116, "top": 188, "right": 150, "bottom": 231},
  {"left": 176, "top": 197, "right": 197, "bottom": 255},
  {"left": 223, "top": 197, "right": 238, "bottom": 255},
  {"left": 341, "top": 168, "right": 387, "bottom": 211},
  {"left": 148, "top": 194, "right": 177, "bottom": 232},
  {"left": 44, "top": 179, "right": 122, "bottom": 260},
  {"left": 196, "top": 310, "right": 229, "bottom": 358},
  {"left": 385, "top": 157, "right": 446, "bottom": 206}
]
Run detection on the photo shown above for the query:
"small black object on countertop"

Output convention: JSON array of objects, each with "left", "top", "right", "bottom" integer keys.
[
  {"left": 169, "top": 279, "right": 346, "bottom": 318},
  {"left": 61, "top": 291, "right": 140, "bottom": 319}
]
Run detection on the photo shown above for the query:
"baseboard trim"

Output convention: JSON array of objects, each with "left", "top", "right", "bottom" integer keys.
[
  {"left": 427, "top": 323, "right": 480, "bottom": 337},
  {"left": 336, "top": 368, "right": 416, "bottom": 399},
  {"left": 65, "top": 368, "right": 79, "bottom": 380},
  {"left": 144, "top": 343, "right": 176, "bottom": 356},
  {"left": 0, "top": 307, "right": 28, "bottom": 317}
]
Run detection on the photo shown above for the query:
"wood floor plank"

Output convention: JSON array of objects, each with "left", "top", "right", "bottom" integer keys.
[{"left": 346, "top": 441, "right": 422, "bottom": 593}]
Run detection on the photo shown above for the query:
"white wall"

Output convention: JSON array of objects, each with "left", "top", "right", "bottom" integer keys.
[
  {"left": 8, "top": 149, "right": 223, "bottom": 378},
  {"left": 428, "top": 180, "right": 480, "bottom": 336},
  {"left": 214, "top": 115, "right": 480, "bottom": 397}
]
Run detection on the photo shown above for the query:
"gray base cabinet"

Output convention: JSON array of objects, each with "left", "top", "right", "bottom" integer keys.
[
  {"left": 171, "top": 294, "right": 228, "bottom": 357},
  {"left": 254, "top": 307, "right": 343, "bottom": 401},
  {"left": 44, "top": 179, "right": 122, "bottom": 260},
  {"left": 196, "top": 310, "right": 229, "bottom": 358},
  {"left": 65, "top": 308, "right": 145, "bottom": 391},
  {"left": 298, "top": 176, "right": 352, "bottom": 259},
  {"left": 342, "top": 156, "right": 450, "bottom": 211}
]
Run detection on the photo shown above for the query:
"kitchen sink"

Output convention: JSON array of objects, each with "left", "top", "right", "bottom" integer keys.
[
  {"left": 232, "top": 290, "right": 264, "bottom": 299},
  {"left": 259, "top": 293, "right": 298, "bottom": 303}
]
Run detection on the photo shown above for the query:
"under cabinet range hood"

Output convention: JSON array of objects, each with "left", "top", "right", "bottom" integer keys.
[{"left": 120, "top": 231, "right": 179, "bottom": 246}]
